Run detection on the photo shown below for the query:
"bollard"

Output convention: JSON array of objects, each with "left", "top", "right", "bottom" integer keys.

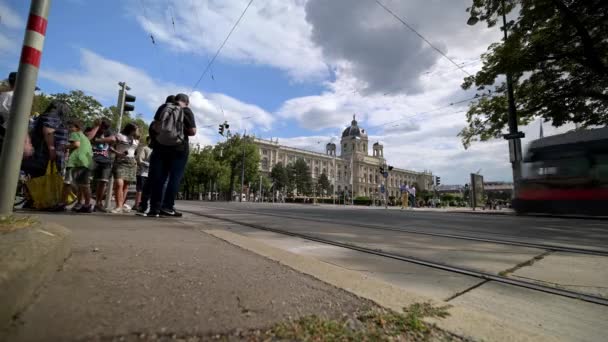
[{"left": 0, "top": 0, "right": 51, "bottom": 216}]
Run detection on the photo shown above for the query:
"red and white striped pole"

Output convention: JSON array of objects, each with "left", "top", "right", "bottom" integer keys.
[{"left": 0, "top": 0, "right": 51, "bottom": 216}]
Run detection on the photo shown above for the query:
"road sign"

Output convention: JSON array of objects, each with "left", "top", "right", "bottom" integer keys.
[
  {"left": 380, "top": 184, "right": 385, "bottom": 193},
  {"left": 383, "top": 172, "right": 388, "bottom": 178}
]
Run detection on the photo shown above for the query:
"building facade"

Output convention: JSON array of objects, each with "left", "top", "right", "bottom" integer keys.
[{"left": 253, "top": 117, "right": 434, "bottom": 198}]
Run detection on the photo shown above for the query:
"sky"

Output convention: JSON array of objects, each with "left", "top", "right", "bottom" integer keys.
[{"left": 0, "top": 0, "right": 574, "bottom": 184}]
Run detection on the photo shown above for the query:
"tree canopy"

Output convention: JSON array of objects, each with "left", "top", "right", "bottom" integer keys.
[
  {"left": 32, "top": 91, "right": 147, "bottom": 135},
  {"left": 215, "top": 134, "right": 261, "bottom": 200},
  {"left": 460, "top": 0, "right": 607, "bottom": 148},
  {"left": 317, "top": 172, "right": 330, "bottom": 195},
  {"left": 290, "top": 158, "right": 313, "bottom": 196},
  {"left": 270, "top": 162, "right": 289, "bottom": 192}
]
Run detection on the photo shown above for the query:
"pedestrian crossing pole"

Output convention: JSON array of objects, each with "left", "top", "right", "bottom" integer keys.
[
  {"left": 0, "top": 0, "right": 50, "bottom": 217},
  {"left": 105, "top": 82, "right": 128, "bottom": 210}
]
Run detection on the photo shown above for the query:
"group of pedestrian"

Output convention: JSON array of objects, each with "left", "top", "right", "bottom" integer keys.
[
  {"left": 2, "top": 73, "right": 195, "bottom": 217},
  {"left": 399, "top": 183, "right": 416, "bottom": 209}
]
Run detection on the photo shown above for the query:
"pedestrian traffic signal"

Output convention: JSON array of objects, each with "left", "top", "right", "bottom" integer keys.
[{"left": 436, "top": 176, "right": 441, "bottom": 186}]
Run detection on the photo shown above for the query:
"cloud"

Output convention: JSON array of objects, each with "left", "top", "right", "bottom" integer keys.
[
  {"left": 0, "top": 1, "right": 24, "bottom": 55},
  {"left": 133, "top": 0, "right": 327, "bottom": 81},
  {"left": 304, "top": 0, "right": 499, "bottom": 95},
  {"left": 0, "top": 1, "right": 24, "bottom": 30},
  {"left": 40, "top": 49, "right": 274, "bottom": 145}
]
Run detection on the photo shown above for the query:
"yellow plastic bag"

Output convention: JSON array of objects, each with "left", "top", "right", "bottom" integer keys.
[{"left": 26, "top": 162, "right": 65, "bottom": 209}]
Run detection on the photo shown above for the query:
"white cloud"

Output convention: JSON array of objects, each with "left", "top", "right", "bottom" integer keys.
[
  {"left": 133, "top": 0, "right": 327, "bottom": 81},
  {"left": 0, "top": 1, "right": 24, "bottom": 30},
  {"left": 0, "top": 1, "right": 24, "bottom": 56},
  {"left": 40, "top": 49, "right": 274, "bottom": 145}
]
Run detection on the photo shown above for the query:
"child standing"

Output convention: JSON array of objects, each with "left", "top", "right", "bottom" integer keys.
[{"left": 63, "top": 119, "right": 94, "bottom": 212}]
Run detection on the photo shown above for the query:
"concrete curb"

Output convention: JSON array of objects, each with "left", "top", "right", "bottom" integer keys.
[
  {"left": 202, "top": 228, "right": 557, "bottom": 342},
  {"left": 0, "top": 222, "right": 71, "bottom": 332}
]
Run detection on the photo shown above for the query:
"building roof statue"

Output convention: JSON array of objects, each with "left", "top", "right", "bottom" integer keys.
[{"left": 341, "top": 114, "right": 368, "bottom": 138}]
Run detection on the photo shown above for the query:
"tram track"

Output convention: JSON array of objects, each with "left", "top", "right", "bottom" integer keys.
[
  {"left": 189, "top": 205, "right": 608, "bottom": 257},
  {"left": 183, "top": 208, "right": 608, "bottom": 307}
]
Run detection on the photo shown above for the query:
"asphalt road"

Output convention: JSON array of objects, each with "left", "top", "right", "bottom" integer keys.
[{"left": 178, "top": 201, "right": 608, "bottom": 252}]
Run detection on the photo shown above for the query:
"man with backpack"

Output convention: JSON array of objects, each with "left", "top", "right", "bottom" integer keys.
[{"left": 145, "top": 93, "right": 196, "bottom": 217}]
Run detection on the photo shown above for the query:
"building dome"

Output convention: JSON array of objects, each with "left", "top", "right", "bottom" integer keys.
[{"left": 342, "top": 115, "right": 367, "bottom": 138}]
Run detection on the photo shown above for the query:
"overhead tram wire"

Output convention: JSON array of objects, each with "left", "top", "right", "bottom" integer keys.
[
  {"left": 138, "top": 0, "right": 170, "bottom": 81},
  {"left": 190, "top": 0, "right": 255, "bottom": 94},
  {"left": 164, "top": 0, "right": 187, "bottom": 81},
  {"left": 366, "top": 93, "right": 494, "bottom": 130},
  {"left": 374, "top": 0, "right": 471, "bottom": 77},
  {"left": 190, "top": 0, "right": 228, "bottom": 122}
]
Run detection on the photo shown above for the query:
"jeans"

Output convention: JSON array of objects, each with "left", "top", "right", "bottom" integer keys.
[{"left": 148, "top": 145, "right": 188, "bottom": 212}]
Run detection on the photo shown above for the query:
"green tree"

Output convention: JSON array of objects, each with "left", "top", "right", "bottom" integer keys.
[
  {"left": 270, "top": 162, "right": 289, "bottom": 193},
  {"left": 51, "top": 90, "right": 107, "bottom": 126},
  {"left": 182, "top": 145, "right": 225, "bottom": 199},
  {"left": 289, "top": 158, "right": 312, "bottom": 196},
  {"left": 460, "top": 0, "right": 608, "bottom": 148},
  {"left": 216, "top": 134, "right": 260, "bottom": 200},
  {"left": 31, "top": 93, "right": 52, "bottom": 114},
  {"left": 251, "top": 174, "right": 272, "bottom": 199},
  {"left": 317, "top": 172, "right": 330, "bottom": 196}
]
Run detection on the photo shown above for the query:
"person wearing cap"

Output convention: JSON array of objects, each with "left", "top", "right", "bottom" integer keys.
[{"left": 145, "top": 93, "right": 196, "bottom": 217}]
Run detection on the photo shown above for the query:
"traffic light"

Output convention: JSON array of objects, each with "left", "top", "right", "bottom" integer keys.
[
  {"left": 436, "top": 176, "right": 441, "bottom": 186},
  {"left": 218, "top": 121, "right": 230, "bottom": 136},
  {"left": 123, "top": 93, "right": 136, "bottom": 112},
  {"left": 379, "top": 166, "right": 384, "bottom": 174},
  {"left": 388, "top": 165, "right": 394, "bottom": 171},
  {"left": 118, "top": 82, "right": 135, "bottom": 113}
]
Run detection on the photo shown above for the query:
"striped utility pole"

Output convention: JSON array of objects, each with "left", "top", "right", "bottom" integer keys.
[{"left": 0, "top": 0, "right": 51, "bottom": 217}]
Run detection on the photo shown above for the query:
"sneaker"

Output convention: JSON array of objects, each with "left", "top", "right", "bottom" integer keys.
[
  {"left": 111, "top": 207, "right": 124, "bottom": 214},
  {"left": 49, "top": 204, "right": 67, "bottom": 212},
  {"left": 160, "top": 208, "right": 183, "bottom": 217},
  {"left": 77, "top": 205, "right": 93, "bottom": 213},
  {"left": 145, "top": 210, "right": 160, "bottom": 218},
  {"left": 95, "top": 205, "right": 108, "bottom": 213},
  {"left": 71, "top": 203, "right": 83, "bottom": 212},
  {"left": 122, "top": 205, "right": 132, "bottom": 213}
]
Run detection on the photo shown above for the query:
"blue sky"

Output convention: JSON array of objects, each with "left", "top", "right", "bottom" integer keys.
[{"left": 0, "top": 0, "right": 572, "bottom": 184}]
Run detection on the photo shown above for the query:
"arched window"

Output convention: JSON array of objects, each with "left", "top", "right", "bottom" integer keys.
[{"left": 261, "top": 158, "right": 269, "bottom": 170}]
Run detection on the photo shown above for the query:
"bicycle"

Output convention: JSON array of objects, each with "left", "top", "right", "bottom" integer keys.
[{"left": 14, "top": 171, "right": 29, "bottom": 208}]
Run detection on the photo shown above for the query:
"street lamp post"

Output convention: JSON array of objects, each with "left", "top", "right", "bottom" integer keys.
[{"left": 468, "top": 0, "right": 524, "bottom": 195}]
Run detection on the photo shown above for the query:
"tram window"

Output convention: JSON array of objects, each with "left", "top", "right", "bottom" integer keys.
[
  {"left": 594, "top": 155, "right": 608, "bottom": 183},
  {"left": 523, "top": 157, "right": 590, "bottom": 179}
]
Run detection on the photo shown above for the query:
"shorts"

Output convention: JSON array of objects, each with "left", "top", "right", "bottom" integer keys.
[
  {"left": 113, "top": 158, "right": 137, "bottom": 183},
  {"left": 93, "top": 161, "right": 112, "bottom": 182},
  {"left": 65, "top": 167, "right": 91, "bottom": 186},
  {"left": 136, "top": 175, "right": 148, "bottom": 192}
]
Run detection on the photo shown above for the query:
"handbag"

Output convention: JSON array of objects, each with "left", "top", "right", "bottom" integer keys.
[{"left": 26, "top": 162, "right": 75, "bottom": 209}]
